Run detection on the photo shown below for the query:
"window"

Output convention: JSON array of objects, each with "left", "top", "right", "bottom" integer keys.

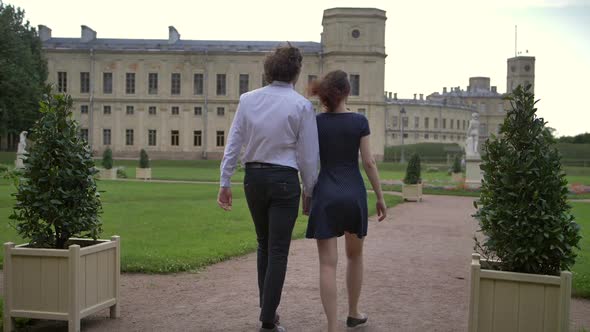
[
  {"left": 424, "top": 133, "right": 429, "bottom": 139},
  {"left": 349, "top": 74, "right": 360, "bottom": 96},
  {"left": 442, "top": 119, "right": 447, "bottom": 129},
  {"left": 450, "top": 119, "right": 454, "bottom": 129},
  {"left": 148, "top": 130, "right": 157, "bottom": 146},
  {"left": 239, "top": 74, "right": 249, "bottom": 95},
  {"left": 103, "top": 129, "right": 111, "bottom": 145},
  {"left": 171, "top": 106, "right": 180, "bottom": 115},
  {"left": 414, "top": 116, "right": 419, "bottom": 128},
  {"left": 171, "top": 130, "right": 179, "bottom": 146},
  {"left": 216, "top": 74, "right": 226, "bottom": 95},
  {"left": 434, "top": 134, "right": 439, "bottom": 140},
  {"left": 148, "top": 106, "right": 157, "bottom": 115},
  {"left": 434, "top": 118, "right": 439, "bottom": 129},
  {"left": 403, "top": 133, "right": 408, "bottom": 139},
  {"left": 194, "top": 130, "right": 202, "bottom": 146},
  {"left": 358, "top": 108, "right": 366, "bottom": 116},
  {"left": 194, "top": 106, "right": 202, "bottom": 116},
  {"left": 126, "top": 129, "right": 134, "bottom": 146},
  {"left": 217, "top": 107, "right": 225, "bottom": 116},
  {"left": 262, "top": 74, "right": 268, "bottom": 87},
  {"left": 402, "top": 117, "right": 408, "bottom": 128},
  {"left": 80, "top": 72, "right": 90, "bottom": 93},
  {"left": 392, "top": 116, "right": 398, "bottom": 128},
  {"left": 424, "top": 117, "right": 429, "bottom": 129},
  {"left": 103, "top": 72, "right": 112, "bottom": 94},
  {"left": 81, "top": 105, "right": 89, "bottom": 114},
  {"left": 497, "top": 103, "right": 504, "bottom": 112},
  {"left": 480, "top": 103, "right": 487, "bottom": 112},
  {"left": 126, "top": 73, "right": 135, "bottom": 94},
  {"left": 103, "top": 105, "right": 111, "bottom": 115},
  {"left": 216, "top": 130, "right": 225, "bottom": 147},
  {"left": 148, "top": 73, "right": 158, "bottom": 94},
  {"left": 392, "top": 133, "right": 396, "bottom": 139},
  {"left": 194, "top": 73, "right": 203, "bottom": 95},
  {"left": 456, "top": 120, "right": 460, "bottom": 130},
  {"left": 58, "top": 72, "right": 67, "bottom": 92},
  {"left": 171, "top": 73, "right": 181, "bottom": 95},
  {"left": 443, "top": 135, "right": 447, "bottom": 140},
  {"left": 126, "top": 106, "right": 134, "bottom": 115},
  {"left": 451, "top": 135, "right": 455, "bottom": 141},
  {"left": 463, "top": 120, "right": 466, "bottom": 130},
  {"left": 80, "top": 128, "right": 88, "bottom": 142},
  {"left": 414, "top": 133, "right": 419, "bottom": 139}
]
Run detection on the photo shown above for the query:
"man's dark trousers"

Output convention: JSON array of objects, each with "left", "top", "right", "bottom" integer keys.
[{"left": 243, "top": 166, "right": 301, "bottom": 324}]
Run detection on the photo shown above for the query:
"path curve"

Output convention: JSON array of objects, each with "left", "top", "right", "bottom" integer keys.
[{"left": 1, "top": 195, "right": 588, "bottom": 331}]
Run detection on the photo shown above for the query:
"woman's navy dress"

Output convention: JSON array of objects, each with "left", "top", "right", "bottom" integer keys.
[{"left": 306, "top": 112, "right": 370, "bottom": 240}]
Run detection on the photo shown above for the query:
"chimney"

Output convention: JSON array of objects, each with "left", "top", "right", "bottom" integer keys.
[
  {"left": 388, "top": 92, "right": 392, "bottom": 99},
  {"left": 413, "top": 93, "right": 417, "bottom": 100},
  {"left": 394, "top": 93, "right": 397, "bottom": 100},
  {"left": 443, "top": 87, "right": 447, "bottom": 94},
  {"left": 38, "top": 25, "right": 52, "bottom": 42},
  {"left": 81, "top": 25, "right": 96, "bottom": 42},
  {"left": 456, "top": 86, "right": 460, "bottom": 92},
  {"left": 420, "top": 93, "right": 424, "bottom": 100},
  {"left": 491, "top": 86, "right": 497, "bottom": 93},
  {"left": 168, "top": 26, "right": 180, "bottom": 44}
]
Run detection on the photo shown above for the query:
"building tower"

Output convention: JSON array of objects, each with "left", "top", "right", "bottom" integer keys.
[
  {"left": 321, "top": 8, "right": 387, "bottom": 158},
  {"left": 507, "top": 56, "right": 535, "bottom": 93}
]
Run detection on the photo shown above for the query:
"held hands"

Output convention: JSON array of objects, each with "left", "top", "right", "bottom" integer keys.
[
  {"left": 217, "top": 187, "right": 233, "bottom": 211},
  {"left": 376, "top": 198, "right": 387, "bottom": 222},
  {"left": 302, "top": 193, "right": 311, "bottom": 216}
]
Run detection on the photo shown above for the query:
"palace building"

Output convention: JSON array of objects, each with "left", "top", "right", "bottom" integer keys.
[{"left": 0, "top": 7, "right": 535, "bottom": 161}]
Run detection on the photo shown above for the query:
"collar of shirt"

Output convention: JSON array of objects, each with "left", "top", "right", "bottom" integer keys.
[{"left": 270, "top": 81, "right": 294, "bottom": 88}]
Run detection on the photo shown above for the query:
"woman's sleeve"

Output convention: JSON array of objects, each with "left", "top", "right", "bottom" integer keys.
[{"left": 361, "top": 115, "right": 371, "bottom": 137}]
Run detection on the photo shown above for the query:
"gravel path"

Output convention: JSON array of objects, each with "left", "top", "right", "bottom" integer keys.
[{"left": 2, "top": 195, "right": 589, "bottom": 331}]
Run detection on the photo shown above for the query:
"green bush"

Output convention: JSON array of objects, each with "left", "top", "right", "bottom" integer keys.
[
  {"left": 0, "top": 164, "right": 8, "bottom": 174},
  {"left": 139, "top": 149, "right": 150, "bottom": 168},
  {"left": 102, "top": 148, "right": 113, "bottom": 170},
  {"left": 9, "top": 94, "right": 103, "bottom": 249},
  {"left": 474, "top": 86, "right": 581, "bottom": 275},
  {"left": 452, "top": 155, "right": 462, "bottom": 173},
  {"left": 117, "top": 167, "right": 127, "bottom": 179},
  {"left": 404, "top": 153, "right": 421, "bottom": 185}
]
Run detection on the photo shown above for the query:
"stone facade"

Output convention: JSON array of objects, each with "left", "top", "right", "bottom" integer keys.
[{"left": 33, "top": 7, "right": 387, "bottom": 160}]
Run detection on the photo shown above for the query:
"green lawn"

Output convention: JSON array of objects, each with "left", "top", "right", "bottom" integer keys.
[
  {"left": 572, "top": 202, "right": 590, "bottom": 298},
  {"left": 0, "top": 178, "right": 402, "bottom": 273}
]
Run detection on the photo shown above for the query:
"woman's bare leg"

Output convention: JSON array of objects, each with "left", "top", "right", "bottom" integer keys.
[
  {"left": 345, "top": 232, "right": 364, "bottom": 318},
  {"left": 317, "top": 237, "right": 339, "bottom": 332}
]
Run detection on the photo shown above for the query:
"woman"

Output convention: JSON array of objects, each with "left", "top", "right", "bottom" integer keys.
[
  {"left": 305, "top": 70, "right": 387, "bottom": 332},
  {"left": 218, "top": 44, "right": 319, "bottom": 332}
]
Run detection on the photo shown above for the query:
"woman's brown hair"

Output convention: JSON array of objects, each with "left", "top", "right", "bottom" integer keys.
[
  {"left": 308, "top": 70, "right": 351, "bottom": 112},
  {"left": 263, "top": 43, "right": 302, "bottom": 84}
]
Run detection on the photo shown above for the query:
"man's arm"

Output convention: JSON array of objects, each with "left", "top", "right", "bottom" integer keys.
[
  {"left": 220, "top": 102, "right": 245, "bottom": 188},
  {"left": 296, "top": 102, "right": 319, "bottom": 197}
]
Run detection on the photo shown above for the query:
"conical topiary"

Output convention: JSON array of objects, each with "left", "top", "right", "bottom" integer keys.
[
  {"left": 474, "top": 85, "right": 581, "bottom": 275},
  {"left": 403, "top": 153, "right": 421, "bottom": 185},
  {"left": 139, "top": 149, "right": 150, "bottom": 169},
  {"left": 10, "top": 94, "right": 102, "bottom": 249},
  {"left": 452, "top": 155, "right": 462, "bottom": 173},
  {"left": 102, "top": 148, "right": 113, "bottom": 170}
]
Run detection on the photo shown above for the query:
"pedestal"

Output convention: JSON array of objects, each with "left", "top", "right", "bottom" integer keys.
[
  {"left": 15, "top": 153, "right": 25, "bottom": 169},
  {"left": 465, "top": 157, "right": 483, "bottom": 189}
]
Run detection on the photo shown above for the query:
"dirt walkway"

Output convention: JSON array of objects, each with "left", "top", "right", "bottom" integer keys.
[{"left": 2, "top": 195, "right": 589, "bottom": 331}]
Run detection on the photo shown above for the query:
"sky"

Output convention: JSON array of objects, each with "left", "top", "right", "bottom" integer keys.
[{"left": 6, "top": 0, "right": 590, "bottom": 136}]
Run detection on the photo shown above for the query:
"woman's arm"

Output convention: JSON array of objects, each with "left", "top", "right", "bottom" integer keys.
[{"left": 360, "top": 135, "right": 387, "bottom": 221}]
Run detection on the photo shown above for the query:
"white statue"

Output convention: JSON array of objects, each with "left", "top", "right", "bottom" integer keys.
[
  {"left": 17, "top": 131, "right": 28, "bottom": 154},
  {"left": 465, "top": 113, "right": 480, "bottom": 158}
]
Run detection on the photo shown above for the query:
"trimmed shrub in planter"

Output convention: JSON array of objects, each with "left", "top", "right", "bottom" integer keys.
[
  {"left": 451, "top": 155, "right": 463, "bottom": 182},
  {"left": 469, "top": 86, "right": 581, "bottom": 332},
  {"left": 136, "top": 149, "right": 151, "bottom": 180},
  {"left": 4, "top": 94, "right": 120, "bottom": 332},
  {"left": 402, "top": 153, "right": 422, "bottom": 201},
  {"left": 99, "top": 148, "right": 116, "bottom": 180}
]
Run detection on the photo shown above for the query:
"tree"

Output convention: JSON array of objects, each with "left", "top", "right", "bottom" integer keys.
[
  {"left": 139, "top": 149, "right": 150, "bottom": 168},
  {"left": 452, "top": 155, "right": 462, "bottom": 173},
  {"left": 474, "top": 86, "right": 580, "bottom": 275},
  {"left": 10, "top": 94, "right": 102, "bottom": 249},
  {"left": 0, "top": 1, "right": 48, "bottom": 139},
  {"left": 102, "top": 148, "right": 113, "bottom": 169}
]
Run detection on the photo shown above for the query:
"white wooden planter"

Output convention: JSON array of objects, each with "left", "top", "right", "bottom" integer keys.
[
  {"left": 451, "top": 172, "right": 463, "bottom": 182},
  {"left": 468, "top": 254, "right": 571, "bottom": 332},
  {"left": 98, "top": 168, "right": 117, "bottom": 180},
  {"left": 135, "top": 167, "right": 151, "bottom": 180},
  {"left": 3, "top": 236, "right": 121, "bottom": 332},
  {"left": 402, "top": 183, "right": 423, "bottom": 201}
]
